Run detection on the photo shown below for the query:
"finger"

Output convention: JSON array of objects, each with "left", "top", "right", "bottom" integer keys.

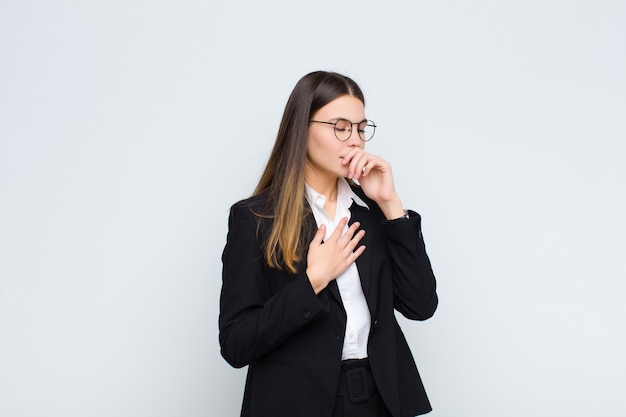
[
  {"left": 359, "top": 159, "right": 371, "bottom": 177},
  {"left": 341, "top": 148, "right": 362, "bottom": 165},
  {"left": 349, "top": 244, "right": 367, "bottom": 262},
  {"left": 345, "top": 229, "right": 366, "bottom": 252},
  {"left": 349, "top": 152, "right": 368, "bottom": 179},
  {"left": 329, "top": 217, "right": 349, "bottom": 241},
  {"left": 342, "top": 149, "right": 366, "bottom": 177},
  {"left": 361, "top": 157, "right": 380, "bottom": 177},
  {"left": 339, "top": 221, "right": 361, "bottom": 246},
  {"left": 354, "top": 154, "right": 379, "bottom": 179}
]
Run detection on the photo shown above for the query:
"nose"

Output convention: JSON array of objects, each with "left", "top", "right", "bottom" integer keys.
[{"left": 346, "top": 124, "right": 364, "bottom": 147}]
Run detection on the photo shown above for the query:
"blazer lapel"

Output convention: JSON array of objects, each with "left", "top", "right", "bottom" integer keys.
[{"left": 349, "top": 203, "right": 374, "bottom": 305}]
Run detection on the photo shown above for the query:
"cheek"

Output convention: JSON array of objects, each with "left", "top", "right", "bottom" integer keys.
[{"left": 308, "top": 133, "right": 335, "bottom": 157}]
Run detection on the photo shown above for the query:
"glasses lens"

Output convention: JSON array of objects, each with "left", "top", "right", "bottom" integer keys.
[
  {"left": 334, "top": 119, "right": 352, "bottom": 141},
  {"left": 358, "top": 120, "right": 376, "bottom": 141}
]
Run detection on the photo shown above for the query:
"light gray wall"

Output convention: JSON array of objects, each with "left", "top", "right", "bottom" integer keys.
[{"left": 1, "top": 1, "right": 625, "bottom": 416}]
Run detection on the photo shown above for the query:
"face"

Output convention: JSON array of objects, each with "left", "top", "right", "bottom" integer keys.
[{"left": 305, "top": 94, "right": 366, "bottom": 185}]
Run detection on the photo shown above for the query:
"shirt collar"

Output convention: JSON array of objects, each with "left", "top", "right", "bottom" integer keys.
[{"left": 304, "top": 178, "right": 370, "bottom": 211}]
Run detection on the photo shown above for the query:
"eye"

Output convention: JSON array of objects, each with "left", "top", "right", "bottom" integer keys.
[{"left": 334, "top": 119, "right": 351, "bottom": 132}]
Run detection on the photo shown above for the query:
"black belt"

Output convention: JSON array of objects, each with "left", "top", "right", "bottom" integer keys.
[{"left": 336, "top": 359, "right": 377, "bottom": 403}]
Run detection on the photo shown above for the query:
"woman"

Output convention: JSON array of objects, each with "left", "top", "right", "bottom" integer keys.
[{"left": 219, "top": 71, "right": 438, "bottom": 417}]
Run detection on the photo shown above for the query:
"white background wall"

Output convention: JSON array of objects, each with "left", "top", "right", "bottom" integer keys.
[{"left": 1, "top": 1, "right": 625, "bottom": 416}]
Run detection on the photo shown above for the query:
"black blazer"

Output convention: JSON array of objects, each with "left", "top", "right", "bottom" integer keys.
[{"left": 219, "top": 186, "right": 438, "bottom": 417}]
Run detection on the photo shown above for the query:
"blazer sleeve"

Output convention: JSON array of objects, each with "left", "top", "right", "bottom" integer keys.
[
  {"left": 383, "top": 209, "right": 438, "bottom": 320},
  {"left": 218, "top": 202, "right": 329, "bottom": 368}
]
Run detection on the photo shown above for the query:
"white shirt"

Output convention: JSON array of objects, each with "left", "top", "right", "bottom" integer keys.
[{"left": 304, "top": 178, "right": 371, "bottom": 360}]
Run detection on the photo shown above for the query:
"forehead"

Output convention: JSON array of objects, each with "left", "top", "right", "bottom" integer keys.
[{"left": 313, "top": 95, "right": 365, "bottom": 121}]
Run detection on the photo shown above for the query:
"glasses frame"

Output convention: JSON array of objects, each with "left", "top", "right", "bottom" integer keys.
[{"left": 309, "top": 118, "right": 377, "bottom": 142}]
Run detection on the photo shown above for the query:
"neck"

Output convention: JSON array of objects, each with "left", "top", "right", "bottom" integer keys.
[{"left": 305, "top": 172, "right": 339, "bottom": 202}]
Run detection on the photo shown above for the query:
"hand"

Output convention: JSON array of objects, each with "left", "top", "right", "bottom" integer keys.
[
  {"left": 341, "top": 149, "right": 405, "bottom": 219},
  {"left": 306, "top": 217, "right": 366, "bottom": 294}
]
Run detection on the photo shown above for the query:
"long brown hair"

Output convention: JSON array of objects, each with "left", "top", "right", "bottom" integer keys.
[{"left": 254, "top": 71, "right": 365, "bottom": 273}]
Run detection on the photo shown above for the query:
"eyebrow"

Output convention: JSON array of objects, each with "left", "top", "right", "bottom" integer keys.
[{"left": 329, "top": 117, "right": 368, "bottom": 123}]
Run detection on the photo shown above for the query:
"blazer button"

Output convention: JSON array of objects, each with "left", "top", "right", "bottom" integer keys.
[
  {"left": 304, "top": 311, "right": 311, "bottom": 319},
  {"left": 373, "top": 320, "right": 379, "bottom": 329}
]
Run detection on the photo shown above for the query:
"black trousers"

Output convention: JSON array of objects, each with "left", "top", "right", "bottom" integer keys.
[{"left": 332, "top": 359, "right": 393, "bottom": 417}]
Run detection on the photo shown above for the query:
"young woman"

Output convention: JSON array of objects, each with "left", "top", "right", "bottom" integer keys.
[{"left": 219, "top": 71, "right": 438, "bottom": 417}]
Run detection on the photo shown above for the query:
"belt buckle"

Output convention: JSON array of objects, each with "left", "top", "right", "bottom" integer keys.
[{"left": 345, "top": 367, "right": 369, "bottom": 403}]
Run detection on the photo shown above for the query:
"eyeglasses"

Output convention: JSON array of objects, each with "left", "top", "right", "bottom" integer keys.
[{"left": 309, "top": 118, "right": 377, "bottom": 142}]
